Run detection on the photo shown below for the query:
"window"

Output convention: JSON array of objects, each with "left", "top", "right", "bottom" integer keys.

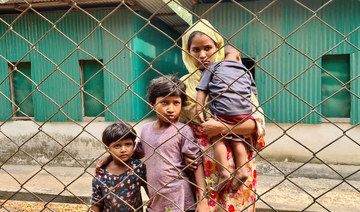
[
  {"left": 242, "top": 57, "right": 255, "bottom": 80},
  {"left": 321, "top": 54, "right": 350, "bottom": 121},
  {"left": 80, "top": 60, "right": 105, "bottom": 118},
  {"left": 242, "top": 57, "right": 257, "bottom": 95},
  {"left": 9, "top": 62, "right": 34, "bottom": 118}
]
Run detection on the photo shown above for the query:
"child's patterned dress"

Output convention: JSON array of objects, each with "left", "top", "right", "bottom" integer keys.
[{"left": 91, "top": 158, "right": 146, "bottom": 211}]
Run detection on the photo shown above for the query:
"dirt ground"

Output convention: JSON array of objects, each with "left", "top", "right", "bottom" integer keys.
[
  {"left": 1, "top": 163, "right": 359, "bottom": 211},
  {"left": 256, "top": 175, "right": 360, "bottom": 211},
  {"left": 2, "top": 175, "right": 360, "bottom": 212},
  {"left": 0, "top": 200, "right": 88, "bottom": 212}
]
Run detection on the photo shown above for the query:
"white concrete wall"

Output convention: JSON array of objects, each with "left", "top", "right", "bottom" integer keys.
[
  {"left": 1, "top": 120, "right": 359, "bottom": 166},
  {"left": 261, "top": 123, "right": 360, "bottom": 165},
  {"left": 0, "top": 118, "right": 155, "bottom": 166}
]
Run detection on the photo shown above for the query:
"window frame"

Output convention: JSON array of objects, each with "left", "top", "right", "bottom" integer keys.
[
  {"left": 320, "top": 54, "right": 351, "bottom": 123},
  {"left": 8, "top": 62, "right": 34, "bottom": 120},
  {"left": 79, "top": 59, "right": 105, "bottom": 122}
]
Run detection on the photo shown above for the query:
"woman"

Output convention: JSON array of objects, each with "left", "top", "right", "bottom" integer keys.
[{"left": 181, "top": 19, "right": 265, "bottom": 211}]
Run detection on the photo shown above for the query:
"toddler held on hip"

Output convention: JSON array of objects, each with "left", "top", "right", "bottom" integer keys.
[{"left": 196, "top": 45, "right": 257, "bottom": 192}]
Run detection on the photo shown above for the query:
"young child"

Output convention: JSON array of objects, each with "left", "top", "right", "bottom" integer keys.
[
  {"left": 91, "top": 122, "right": 146, "bottom": 212},
  {"left": 136, "top": 75, "right": 209, "bottom": 212},
  {"left": 196, "top": 45, "right": 257, "bottom": 192}
]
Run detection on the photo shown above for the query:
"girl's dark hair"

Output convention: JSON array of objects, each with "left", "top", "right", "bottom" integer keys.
[
  {"left": 102, "top": 122, "right": 137, "bottom": 147},
  {"left": 147, "top": 75, "right": 187, "bottom": 106},
  {"left": 187, "top": 31, "right": 218, "bottom": 51}
]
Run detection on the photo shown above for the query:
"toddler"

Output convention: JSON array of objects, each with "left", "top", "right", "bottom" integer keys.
[{"left": 196, "top": 45, "right": 257, "bottom": 192}]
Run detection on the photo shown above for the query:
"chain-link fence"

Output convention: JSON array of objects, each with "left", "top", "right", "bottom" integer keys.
[{"left": 0, "top": 0, "right": 359, "bottom": 211}]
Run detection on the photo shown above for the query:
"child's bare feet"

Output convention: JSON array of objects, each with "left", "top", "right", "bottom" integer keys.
[
  {"left": 215, "top": 172, "right": 231, "bottom": 193},
  {"left": 230, "top": 169, "right": 249, "bottom": 191}
]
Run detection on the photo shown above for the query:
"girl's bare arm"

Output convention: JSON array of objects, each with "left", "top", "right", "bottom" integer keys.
[
  {"left": 193, "top": 163, "right": 209, "bottom": 212},
  {"left": 95, "top": 155, "right": 112, "bottom": 174}
]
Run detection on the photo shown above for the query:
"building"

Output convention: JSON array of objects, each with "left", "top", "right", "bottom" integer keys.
[
  {"left": 190, "top": 0, "right": 360, "bottom": 164},
  {"left": 0, "top": 0, "right": 187, "bottom": 123},
  {"left": 0, "top": 0, "right": 188, "bottom": 165},
  {"left": 0, "top": 0, "right": 359, "bottom": 165}
]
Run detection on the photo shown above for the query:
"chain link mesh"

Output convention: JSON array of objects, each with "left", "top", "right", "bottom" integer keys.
[{"left": 0, "top": 0, "right": 359, "bottom": 211}]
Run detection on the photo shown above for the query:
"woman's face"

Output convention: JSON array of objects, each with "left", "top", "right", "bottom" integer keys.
[{"left": 189, "top": 33, "right": 218, "bottom": 70}]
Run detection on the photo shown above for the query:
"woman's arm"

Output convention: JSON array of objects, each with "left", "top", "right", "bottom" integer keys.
[
  {"left": 184, "top": 118, "right": 256, "bottom": 170},
  {"left": 200, "top": 118, "right": 256, "bottom": 138}
]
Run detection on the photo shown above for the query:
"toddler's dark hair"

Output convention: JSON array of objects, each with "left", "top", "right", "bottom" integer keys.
[
  {"left": 102, "top": 122, "right": 137, "bottom": 147},
  {"left": 224, "top": 45, "right": 239, "bottom": 57},
  {"left": 147, "top": 75, "right": 187, "bottom": 105}
]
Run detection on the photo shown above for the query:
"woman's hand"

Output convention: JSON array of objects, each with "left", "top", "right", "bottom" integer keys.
[
  {"left": 199, "top": 118, "right": 225, "bottom": 138},
  {"left": 200, "top": 117, "right": 257, "bottom": 138},
  {"left": 184, "top": 154, "right": 199, "bottom": 171}
]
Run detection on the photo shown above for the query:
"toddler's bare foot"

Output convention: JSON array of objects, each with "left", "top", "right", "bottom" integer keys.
[
  {"left": 230, "top": 170, "right": 249, "bottom": 191},
  {"left": 215, "top": 172, "right": 231, "bottom": 193}
]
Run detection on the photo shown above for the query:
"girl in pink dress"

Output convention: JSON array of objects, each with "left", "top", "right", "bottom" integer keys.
[{"left": 136, "top": 75, "right": 209, "bottom": 212}]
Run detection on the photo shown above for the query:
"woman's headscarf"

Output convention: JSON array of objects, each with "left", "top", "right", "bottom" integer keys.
[{"left": 180, "top": 19, "right": 225, "bottom": 123}]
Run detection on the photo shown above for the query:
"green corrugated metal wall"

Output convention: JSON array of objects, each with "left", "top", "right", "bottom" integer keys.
[
  {"left": 1, "top": 13, "right": 33, "bottom": 121},
  {"left": 101, "top": 9, "right": 135, "bottom": 122},
  {"left": 194, "top": 0, "right": 360, "bottom": 125},
  {"left": 133, "top": 11, "right": 187, "bottom": 121},
  {"left": 0, "top": 8, "right": 185, "bottom": 122}
]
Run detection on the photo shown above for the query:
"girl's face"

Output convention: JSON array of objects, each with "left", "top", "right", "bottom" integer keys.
[
  {"left": 153, "top": 96, "right": 182, "bottom": 128},
  {"left": 189, "top": 33, "right": 218, "bottom": 70},
  {"left": 109, "top": 138, "right": 134, "bottom": 164}
]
